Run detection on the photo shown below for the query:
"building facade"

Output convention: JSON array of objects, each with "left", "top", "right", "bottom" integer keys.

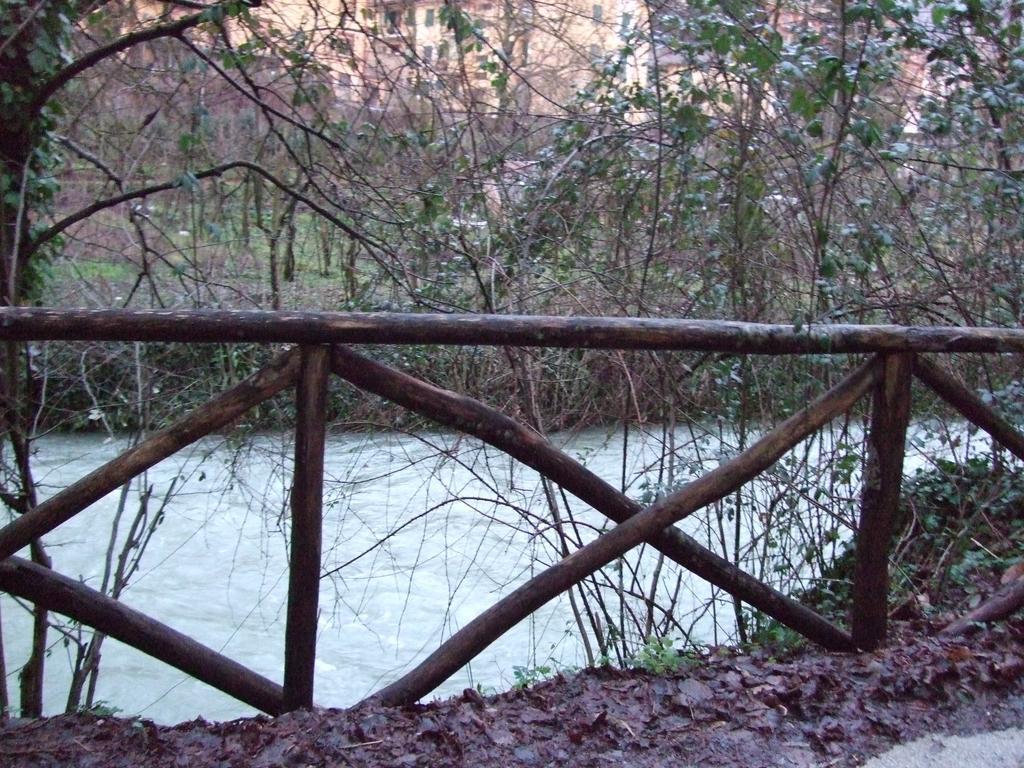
[{"left": 338, "top": 0, "right": 649, "bottom": 113}]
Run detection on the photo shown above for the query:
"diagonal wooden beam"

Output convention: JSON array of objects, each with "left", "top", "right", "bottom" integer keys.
[
  {"left": 0, "top": 349, "right": 301, "bottom": 561},
  {"left": 912, "top": 355, "right": 1024, "bottom": 463},
  {"left": 940, "top": 576, "right": 1024, "bottom": 636},
  {"left": 330, "top": 345, "right": 856, "bottom": 652},
  {"left": 0, "top": 556, "right": 284, "bottom": 715},
  {"left": 363, "top": 357, "right": 880, "bottom": 707}
]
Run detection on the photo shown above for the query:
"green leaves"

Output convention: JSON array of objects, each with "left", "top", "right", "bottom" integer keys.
[
  {"left": 803, "top": 156, "right": 836, "bottom": 186},
  {"left": 175, "top": 171, "right": 200, "bottom": 192},
  {"left": 737, "top": 29, "right": 782, "bottom": 72},
  {"left": 789, "top": 87, "right": 816, "bottom": 121},
  {"left": 177, "top": 133, "right": 200, "bottom": 153},
  {"left": 850, "top": 118, "right": 882, "bottom": 148},
  {"left": 629, "top": 636, "right": 691, "bottom": 675},
  {"left": 931, "top": 3, "right": 955, "bottom": 26},
  {"left": 199, "top": 4, "right": 226, "bottom": 23},
  {"left": 439, "top": 4, "right": 478, "bottom": 46}
]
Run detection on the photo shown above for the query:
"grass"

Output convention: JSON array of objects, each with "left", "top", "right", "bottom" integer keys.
[{"left": 51, "top": 258, "right": 136, "bottom": 284}]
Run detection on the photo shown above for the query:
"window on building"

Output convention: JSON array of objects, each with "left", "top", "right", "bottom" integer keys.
[
  {"left": 423, "top": 45, "right": 433, "bottom": 62},
  {"left": 406, "top": 7, "right": 416, "bottom": 26},
  {"left": 425, "top": 8, "right": 435, "bottom": 26},
  {"left": 521, "top": 39, "right": 529, "bottom": 63},
  {"left": 590, "top": 43, "right": 601, "bottom": 61},
  {"left": 592, "top": 4, "right": 603, "bottom": 22},
  {"left": 438, "top": 40, "right": 450, "bottom": 59},
  {"left": 620, "top": 12, "right": 632, "bottom": 35},
  {"left": 385, "top": 8, "right": 400, "bottom": 34}
]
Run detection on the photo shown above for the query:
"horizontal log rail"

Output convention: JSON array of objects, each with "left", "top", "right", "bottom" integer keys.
[
  {"left": 2, "top": 312, "right": 1024, "bottom": 717},
  {"left": 3, "top": 307, "right": 1024, "bottom": 352}
]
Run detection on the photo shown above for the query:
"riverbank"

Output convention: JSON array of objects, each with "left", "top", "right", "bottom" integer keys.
[{"left": 2, "top": 621, "right": 1022, "bottom": 767}]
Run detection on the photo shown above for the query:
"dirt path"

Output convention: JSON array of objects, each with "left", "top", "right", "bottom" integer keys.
[
  {"left": 862, "top": 727, "right": 1024, "bottom": 768},
  {"left": 2, "top": 621, "right": 1022, "bottom": 767}
]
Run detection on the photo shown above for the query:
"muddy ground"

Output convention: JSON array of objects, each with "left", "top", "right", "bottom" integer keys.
[{"left": 2, "top": 621, "right": 1022, "bottom": 767}]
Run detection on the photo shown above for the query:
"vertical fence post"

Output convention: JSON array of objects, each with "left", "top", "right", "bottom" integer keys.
[
  {"left": 283, "top": 345, "right": 329, "bottom": 711},
  {"left": 852, "top": 353, "right": 912, "bottom": 650}
]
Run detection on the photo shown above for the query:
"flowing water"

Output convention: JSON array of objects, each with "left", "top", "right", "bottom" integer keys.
[{"left": 0, "top": 421, "right": 975, "bottom": 723}]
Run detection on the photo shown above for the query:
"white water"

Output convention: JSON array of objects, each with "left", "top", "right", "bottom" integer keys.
[{"left": 0, "top": 421, "right": 984, "bottom": 722}]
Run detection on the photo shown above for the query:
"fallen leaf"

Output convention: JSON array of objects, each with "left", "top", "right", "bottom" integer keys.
[{"left": 1000, "top": 560, "right": 1024, "bottom": 584}]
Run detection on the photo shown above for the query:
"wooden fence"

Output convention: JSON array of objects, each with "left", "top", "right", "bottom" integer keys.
[{"left": 1, "top": 308, "right": 1023, "bottom": 716}]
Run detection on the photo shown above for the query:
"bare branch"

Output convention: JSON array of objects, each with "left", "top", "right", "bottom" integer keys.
[
  {"left": 28, "top": 159, "right": 383, "bottom": 258},
  {"left": 53, "top": 134, "right": 123, "bottom": 188},
  {"left": 30, "top": 1, "right": 259, "bottom": 115}
]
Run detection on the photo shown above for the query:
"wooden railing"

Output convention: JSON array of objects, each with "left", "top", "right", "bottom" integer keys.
[{"left": 1, "top": 308, "right": 1024, "bottom": 716}]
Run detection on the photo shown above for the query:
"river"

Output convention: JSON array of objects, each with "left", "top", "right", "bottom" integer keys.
[{"left": 0, "top": 421, "right": 972, "bottom": 722}]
